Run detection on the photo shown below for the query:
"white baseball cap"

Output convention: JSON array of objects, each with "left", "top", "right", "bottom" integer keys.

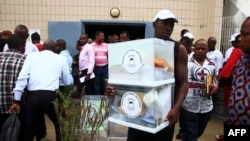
[
  {"left": 154, "top": 9, "right": 178, "bottom": 23},
  {"left": 184, "top": 32, "right": 194, "bottom": 39},
  {"left": 230, "top": 33, "right": 240, "bottom": 42}
]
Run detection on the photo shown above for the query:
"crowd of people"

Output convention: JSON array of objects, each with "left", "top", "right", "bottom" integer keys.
[
  {"left": 0, "top": 9, "right": 250, "bottom": 141},
  {"left": 0, "top": 23, "right": 138, "bottom": 141},
  {"left": 105, "top": 10, "right": 250, "bottom": 141}
]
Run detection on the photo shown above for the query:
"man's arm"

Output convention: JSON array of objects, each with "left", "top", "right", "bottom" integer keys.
[
  {"left": 210, "top": 67, "right": 219, "bottom": 95},
  {"left": 13, "top": 55, "right": 32, "bottom": 101},
  {"left": 87, "top": 45, "right": 95, "bottom": 74},
  {"left": 174, "top": 44, "right": 188, "bottom": 111},
  {"left": 9, "top": 54, "right": 31, "bottom": 113},
  {"left": 216, "top": 51, "right": 224, "bottom": 73},
  {"left": 61, "top": 56, "right": 73, "bottom": 85},
  {"left": 165, "top": 44, "right": 188, "bottom": 126}
]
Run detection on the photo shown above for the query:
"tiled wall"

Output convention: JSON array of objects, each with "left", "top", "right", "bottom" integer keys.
[{"left": 0, "top": 0, "right": 223, "bottom": 47}]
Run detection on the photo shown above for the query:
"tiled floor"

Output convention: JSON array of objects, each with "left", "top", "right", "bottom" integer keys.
[{"left": 45, "top": 114, "right": 225, "bottom": 141}]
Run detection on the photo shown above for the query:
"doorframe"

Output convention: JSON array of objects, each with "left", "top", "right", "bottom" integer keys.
[{"left": 80, "top": 20, "right": 154, "bottom": 39}]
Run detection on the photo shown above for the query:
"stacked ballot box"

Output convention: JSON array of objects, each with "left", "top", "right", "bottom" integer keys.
[{"left": 108, "top": 38, "right": 176, "bottom": 133}]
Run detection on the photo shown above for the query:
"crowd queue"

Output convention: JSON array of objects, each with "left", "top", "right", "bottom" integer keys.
[{"left": 0, "top": 9, "right": 250, "bottom": 141}]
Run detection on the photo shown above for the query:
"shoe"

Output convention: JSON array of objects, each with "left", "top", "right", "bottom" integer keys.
[{"left": 176, "top": 132, "right": 183, "bottom": 140}]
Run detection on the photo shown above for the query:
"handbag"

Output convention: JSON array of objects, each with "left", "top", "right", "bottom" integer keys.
[{"left": 0, "top": 111, "right": 21, "bottom": 141}]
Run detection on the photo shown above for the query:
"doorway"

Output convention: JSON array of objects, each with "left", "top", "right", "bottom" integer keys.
[{"left": 84, "top": 22, "right": 146, "bottom": 42}]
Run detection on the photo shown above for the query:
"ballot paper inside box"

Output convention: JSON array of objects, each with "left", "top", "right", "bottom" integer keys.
[
  {"left": 108, "top": 38, "right": 175, "bottom": 84},
  {"left": 108, "top": 79, "right": 175, "bottom": 134}
]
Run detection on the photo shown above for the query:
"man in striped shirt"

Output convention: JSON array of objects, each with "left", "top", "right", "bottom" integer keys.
[{"left": 91, "top": 31, "right": 108, "bottom": 95}]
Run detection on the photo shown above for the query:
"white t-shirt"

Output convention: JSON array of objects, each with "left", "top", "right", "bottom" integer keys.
[
  {"left": 224, "top": 47, "right": 234, "bottom": 62},
  {"left": 182, "top": 55, "right": 217, "bottom": 113},
  {"left": 206, "top": 49, "right": 224, "bottom": 74},
  {"left": 3, "top": 41, "right": 38, "bottom": 55}
]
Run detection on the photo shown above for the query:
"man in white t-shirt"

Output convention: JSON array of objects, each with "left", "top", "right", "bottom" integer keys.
[
  {"left": 207, "top": 37, "right": 224, "bottom": 74},
  {"left": 3, "top": 24, "right": 38, "bottom": 55}
]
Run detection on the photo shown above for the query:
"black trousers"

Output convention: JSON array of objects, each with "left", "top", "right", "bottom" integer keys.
[
  {"left": 78, "top": 69, "right": 95, "bottom": 95},
  {"left": 178, "top": 107, "right": 184, "bottom": 132},
  {"left": 20, "top": 90, "right": 60, "bottom": 141}
]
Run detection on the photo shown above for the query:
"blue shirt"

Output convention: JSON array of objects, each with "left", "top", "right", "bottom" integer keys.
[{"left": 59, "top": 50, "right": 73, "bottom": 86}]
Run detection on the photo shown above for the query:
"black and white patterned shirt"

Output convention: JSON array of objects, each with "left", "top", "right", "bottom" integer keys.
[
  {"left": 0, "top": 49, "right": 26, "bottom": 114},
  {"left": 182, "top": 54, "right": 217, "bottom": 113}
]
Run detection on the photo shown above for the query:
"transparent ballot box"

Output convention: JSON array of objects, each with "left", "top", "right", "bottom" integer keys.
[
  {"left": 108, "top": 38, "right": 175, "bottom": 84},
  {"left": 108, "top": 79, "right": 175, "bottom": 134}
]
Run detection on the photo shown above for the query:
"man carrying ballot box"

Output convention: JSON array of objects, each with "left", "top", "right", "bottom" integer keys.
[{"left": 105, "top": 9, "right": 189, "bottom": 141}]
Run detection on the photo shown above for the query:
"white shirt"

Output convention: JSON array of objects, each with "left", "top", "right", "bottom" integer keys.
[
  {"left": 3, "top": 41, "right": 39, "bottom": 55},
  {"left": 224, "top": 47, "right": 234, "bottom": 62},
  {"left": 206, "top": 49, "right": 224, "bottom": 73},
  {"left": 13, "top": 50, "right": 73, "bottom": 101},
  {"left": 188, "top": 51, "right": 194, "bottom": 60},
  {"left": 182, "top": 55, "right": 217, "bottom": 113}
]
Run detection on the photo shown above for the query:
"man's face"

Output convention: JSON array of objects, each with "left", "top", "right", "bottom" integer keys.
[
  {"left": 153, "top": 19, "right": 175, "bottom": 40},
  {"left": 193, "top": 40, "right": 208, "bottom": 60},
  {"left": 111, "top": 35, "right": 119, "bottom": 43},
  {"left": 96, "top": 32, "right": 105, "bottom": 43},
  {"left": 239, "top": 19, "right": 250, "bottom": 54},
  {"left": 54, "top": 43, "right": 60, "bottom": 54},
  {"left": 120, "top": 33, "right": 129, "bottom": 42},
  {"left": 107, "top": 36, "right": 112, "bottom": 43},
  {"left": 79, "top": 34, "right": 88, "bottom": 45},
  {"left": 207, "top": 37, "right": 216, "bottom": 51},
  {"left": 76, "top": 42, "right": 82, "bottom": 51},
  {"left": 234, "top": 36, "right": 241, "bottom": 48},
  {"left": 231, "top": 41, "right": 237, "bottom": 48}
]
